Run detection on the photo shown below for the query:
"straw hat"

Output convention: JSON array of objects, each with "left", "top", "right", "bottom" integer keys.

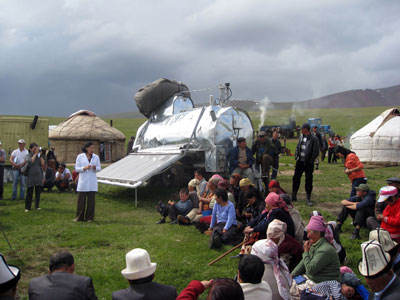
[
  {"left": 121, "top": 249, "right": 157, "bottom": 280},
  {"left": 358, "top": 240, "right": 391, "bottom": 277},
  {"left": 0, "top": 254, "right": 20, "bottom": 293},
  {"left": 369, "top": 229, "right": 398, "bottom": 253}
]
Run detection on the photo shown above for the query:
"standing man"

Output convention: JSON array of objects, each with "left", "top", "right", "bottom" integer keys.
[
  {"left": 230, "top": 137, "right": 254, "bottom": 183},
  {"left": 9, "top": 139, "right": 28, "bottom": 200},
  {"left": 292, "top": 123, "right": 320, "bottom": 206},
  {"left": 0, "top": 141, "right": 5, "bottom": 200},
  {"left": 270, "top": 130, "right": 282, "bottom": 180},
  {"left": 251, "top": 132, "right": 272, "bottom": 186},
  {"left": 312, "top": 126, "right": 323, "bottom": 170},
  {"left": 320, "top": 135, "right": 328, "bottom": 162}
]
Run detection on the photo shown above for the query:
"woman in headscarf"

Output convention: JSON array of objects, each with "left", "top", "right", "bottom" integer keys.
[
  {"left": 251, "top": 238, "right": 292, "bottom": 300},
  {"left": 267, "top": 219, "right": 303, "bottom": 272},
  {"left": 243, "top": 192, "right": 295, "bottom": 239},
  {"left": 188, "top": 178, "right": 200, "bottom": 197},
  {"left": 334, "top": 145, "right": 367, "bottom": 197},
  {"left": 198, "top": 177, "right": 219, "bottom": 213},
  {"left": 290, "top": 215, "right": 341, "bottom": 298},
  {"left": 236, "top": 178, "right": 262, "bottom": 218}
]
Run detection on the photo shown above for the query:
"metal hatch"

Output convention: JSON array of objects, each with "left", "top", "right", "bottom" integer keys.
[{"left": 97, "top": 149, "right": 185, "bottom": 189}]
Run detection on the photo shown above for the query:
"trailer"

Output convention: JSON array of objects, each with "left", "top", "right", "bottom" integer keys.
[{"left": 97, "top": 80, "right": 255, "bottom": 200}]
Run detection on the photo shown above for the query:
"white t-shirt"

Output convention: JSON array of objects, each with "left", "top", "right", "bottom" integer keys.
[
  {"left": 56, "top": 168, "right": 71, "bottom": 180},
  {"left": 11, "top": 148, "right": 28, "bottom": 165}
]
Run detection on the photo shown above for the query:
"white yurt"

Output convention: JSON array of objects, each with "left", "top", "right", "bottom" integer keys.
[{"left": 350, "top": 108, "right": 400, "bottom": 166}]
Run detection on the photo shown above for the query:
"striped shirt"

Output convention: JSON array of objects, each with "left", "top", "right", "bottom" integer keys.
[{"left": 311, "top": 280, "right": 347, "bottom": 300}]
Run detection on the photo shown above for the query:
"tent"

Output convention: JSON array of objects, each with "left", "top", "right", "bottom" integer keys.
[
  {"left": 49, "top": 110, "right": 126, "bottom": 163},
  {"left": 350, "top": 108, "right": 400, "bottom": 166}
]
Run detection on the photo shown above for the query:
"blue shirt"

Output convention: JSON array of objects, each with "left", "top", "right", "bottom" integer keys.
[
  {"left": 374, "top": 274, "right": 396, "bottom": 300},
  {"left": 210, "top": 201, "right": 237, "bottom": 230}
]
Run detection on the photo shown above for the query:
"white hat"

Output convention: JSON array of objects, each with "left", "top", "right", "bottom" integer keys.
[
  {"left": 358, "top": 240, "right": 391, "bottom": 277},
  {"left": 17, "top": 139, "right": 25, "bottom": 144},
  {"left": 0, "top": 254, "right": 20, "bottom": 293},
  {"left": 369, "top": 229, "right": 398, "bottom": 252},
  {"left": 377, "top": 186, "right": 398, "bottom": 202},
  {"left": 121, "top": 248, "right": 157, "bottom": 280}
]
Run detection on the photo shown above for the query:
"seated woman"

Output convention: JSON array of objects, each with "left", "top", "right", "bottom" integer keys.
[
  {"left": 177, "top": 278, "right": 244, "bottom": 300},
  {"left": 229, "top": 173, "right": 242, "bottom": 207},
  {"left": 208, "top": 189, "right": 241, "bottom": 249},
  {"left": 198, "top": 177, "right": 219, "bottom": 213},
  {"left": 266, "top": 219, "right": 303, "bottom": 272},
  {"left": 251, "top": 238, "right": 292, "bottom": 300},
  {"left": 269, "top": 180, "right": 287, "bottom": 195},
  {"left": 243, "top": 192, "right": 295, "bottom": 239},
  {"left": 291, "top": 215, "right": 341, "bottom": 298},
  {"left": 236, "top": 178, "right": 263, "bottom": 218},
  {"left": 217, "top": 179, "right": 235, "bottom": 205},
  {"left": 238, "top": 190, "right": 265, "bottom": 225}
]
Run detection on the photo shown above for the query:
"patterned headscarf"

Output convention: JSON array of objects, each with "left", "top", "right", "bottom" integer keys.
[
  {"left": 267, "top": 219, "right": 287, "bottom": 246},
  {"left": 239, "top": 178, "right": 254, "bottom": 187},
  {"left": 262, "top": 192, "right": 289, "bottom": 214},
  {"left": 251, "top": 239, "right": 292, "bottom": 300}
]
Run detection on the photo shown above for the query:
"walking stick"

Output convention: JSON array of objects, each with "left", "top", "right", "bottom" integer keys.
[
  {"left": 208, "top": 240, "right": 246, "bottom": 266},
  {"left": 0, "top": 224, "right": 13, "bottom": 251}
]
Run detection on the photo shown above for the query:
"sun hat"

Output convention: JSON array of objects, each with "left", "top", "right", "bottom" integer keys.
[
  {"left": 369, "top": 228, "right": 398, "bottom": 253},
  {"left": 358, "top": 240, "right": 391, "bottom": 277},
  {"left": 121, "top": 248, "right": 157, "bottom": 280},
  {"left": 0, "top": 254, "right": 20, "bottom": 293},
  {"left": 355, "top": 184, "right": 369, "bottom": 192},
  {"left": 377, "top": 186, "right": 398, "bottom": 202},
  {"left": 17, "top": 139, "right": 25, "bottom": 144},
  {"left": 307, "top": 215, "right": 326, "bottom": 232}
]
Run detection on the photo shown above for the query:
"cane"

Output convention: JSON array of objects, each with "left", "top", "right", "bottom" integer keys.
[
  {"left": 208, "top": 240, "right": 246, "bottom": 266},
  {"left": 0, "top": 223, "right": 13, "bottom": 251}
]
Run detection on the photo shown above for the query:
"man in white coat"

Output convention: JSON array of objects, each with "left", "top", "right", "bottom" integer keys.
[
  {"left": 74, "top": 142, "right": 101, "bottom": 222},
  {"left": 238, "top": 254, "right": 272, "bottom": 300}
]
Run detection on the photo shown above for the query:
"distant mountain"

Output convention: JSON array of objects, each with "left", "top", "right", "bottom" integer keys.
[{"left": 230, "top": 84, "right": 400, "bottom": 112}]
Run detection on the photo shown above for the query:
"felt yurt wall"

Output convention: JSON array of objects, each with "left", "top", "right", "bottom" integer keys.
[
  {"left": 350, "top": 108, "right": 400, "bottom": 166},
  {"left": 49, "top": 110, "right": 126, "bottom": 163}
]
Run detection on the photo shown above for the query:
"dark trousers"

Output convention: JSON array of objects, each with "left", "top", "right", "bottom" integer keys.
[
  {"left": 320, "top": 149, "right": 327, "bottom": 162},
  {"left": 366, "top": 216, "right": 381, "bottom": 231},
  {"left": 350, "top": 177, "right": 367, "bottom": 197},
  {"left": 43, "top": 180, "right": 55, "bottom": 191},
  {"left": 292, "top": 161, "right": 314, "bottom": 196},
  {"left": 76, "top": 192, "right": 95, "bottom": 221},
  {"left": 0, "top": 165, "right": 3, "bottom": 198},
  {"left": 212, "top": 222, "right": 242, "bottom": 245},
  {"left": 25, "top": 185, "right": 41, "bottom": 210},
  {"left": 337, "top": 206, "right": 374, "bottom": 227},
  {"left": 271, "top": 155, "right": 279, "bottom": 180},
  {"left": 55, "top": 179, "right": 70, "bottom": 192},
  {"left": 328, "top": 148, "right": 336, "bottom": 163}
]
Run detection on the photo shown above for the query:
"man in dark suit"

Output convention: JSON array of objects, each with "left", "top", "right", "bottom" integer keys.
[
  {"left": 112, "top": 248, "right": 177, "bottom": 300},
  {"left": 28, "top": 251, "right": 98, "bottom": 300}
]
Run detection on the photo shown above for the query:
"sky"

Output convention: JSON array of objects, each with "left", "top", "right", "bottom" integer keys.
[{"left": 1, "top": 0, "right": 400, "bottom": 116}]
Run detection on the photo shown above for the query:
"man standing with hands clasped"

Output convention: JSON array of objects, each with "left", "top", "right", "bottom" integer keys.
[{"left": 10, "top": 139, "right": 28, "bottom": 200}]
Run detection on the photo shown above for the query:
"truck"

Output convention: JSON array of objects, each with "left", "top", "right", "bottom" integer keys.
[
  {"left": 97, "top": 79, "right": 256, "bottom": 193},
  {"left": 307, "top": 118, "right": 333, "bottom": 136},
  {"left": 259, "top": 116, "right": 297, "bottom": 138}
]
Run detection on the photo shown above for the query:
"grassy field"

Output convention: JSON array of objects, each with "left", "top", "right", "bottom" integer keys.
[{"left": 0, "top": 105, "right": 397, "bottom": 299}]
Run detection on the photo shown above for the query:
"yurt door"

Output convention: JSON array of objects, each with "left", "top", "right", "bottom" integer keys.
[{"left": 100, "top": 142, "right": 111, "bottom": 162}]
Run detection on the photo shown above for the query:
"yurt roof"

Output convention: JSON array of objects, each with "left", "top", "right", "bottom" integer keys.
[
  {"left": 351, "top": 108, "right": 400, "bottom": 138},
  {"left": 49, "top": 110, "right": 125, "bottom": 141}
]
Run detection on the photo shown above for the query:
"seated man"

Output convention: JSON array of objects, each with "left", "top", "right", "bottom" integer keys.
[
  {"left": 367, "top": 177, "right": 400, "bottom": 231},
  {"left": 112, "top": 248, "right": 177, "bottom": 300},
  {"left": 0, "top": 254, "right": 21, "bottom": 300},
  {"left": 237, "top": 254, "right": 272, "bottom": 300},
  {"left": 229, "top": 137, "right": 254, "bottom": 183},
  {"left": 359, "top": 240, "right": 400, "bottom": 300},
  {"left": 28, "top": 251, "right": 97, "bottom": 300},
  {"left": 69, "top": 170, "right": 79, "bottom": 192},
  {"left": 156, "top": 188, "right": 193, "bottom": 224},
  {"left": 237, "top": 190, "right": 265, "bottom": 225},
  {"left": 336, "top": 184, "right": 376, "bottom": 240},
  {"left": 376, "top": 186, "right": 400, "bottom": 243},
  {"left": 55, "top": 163, "right": 72, "bottom": 192},
  {"left": 42, "top": 162, "right": 55, "bottom": 191}
]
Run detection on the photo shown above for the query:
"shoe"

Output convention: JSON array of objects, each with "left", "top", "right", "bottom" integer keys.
[
  {"left": 36, "top": 208, "right": 41, "bottom": 211},
  {"left": 306, "top": 194, "right": 313, "bottom": 206},
  {"left": 178, "top": 215, "right": 190, "bottom": 225},
  {"left": 350, "top": 229, "right": 360, "bottom": 240},
  {"left": 169, "top": 219, "right": 178, "bottom": 225},
  {"left": 209, "top": 231, "right": 222, "bottom": 249},
  {"left": 156, "top": 218, "right": 166, "bottom": 224},
  {"left": 291, "top": 193, "right": 297, "bottom": 202},
  {"left": 87, "top": 220, "right": 93, "bottom": 223},
  {"left": 24, "top": 209, "right": 29, "bottom": 212},
  {"left": 73, "top": 218, "right": 78, "bottom": 222}
]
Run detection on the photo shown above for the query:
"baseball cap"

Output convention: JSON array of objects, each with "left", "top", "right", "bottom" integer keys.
[
  {"left": 301, "top": 123, "right": 310, "bottom": 130},
  {"left": 257, "top": 131, "right": 266, "bottom": 137},
  {"left": 237, "top": 137, "right": 246, "bottom": 143},
  {"left": 17, "top": 139, "right": 25, "bottom": 144},
  {"left": 377, "top": 186, "right": 398, "bottom": 203}
]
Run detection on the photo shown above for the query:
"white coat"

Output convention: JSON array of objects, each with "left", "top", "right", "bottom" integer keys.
[{"left": 75, "top": 153, "right": 101, "bottom": 192}]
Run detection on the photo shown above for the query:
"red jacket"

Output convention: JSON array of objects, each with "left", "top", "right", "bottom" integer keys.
[
  {"left": 345, "top": 153, "right": 365, "bottom": 182},
  {"left": 381, "top": 199, "right": 400, "bottom": 239},
  {"left": 177, "top": 280, "right": 205, "bottom": 300}
]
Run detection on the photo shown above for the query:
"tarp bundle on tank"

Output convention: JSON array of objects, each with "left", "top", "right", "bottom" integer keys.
[{"left": 135, "top": 78, "right": 191, "bottom": 118}]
